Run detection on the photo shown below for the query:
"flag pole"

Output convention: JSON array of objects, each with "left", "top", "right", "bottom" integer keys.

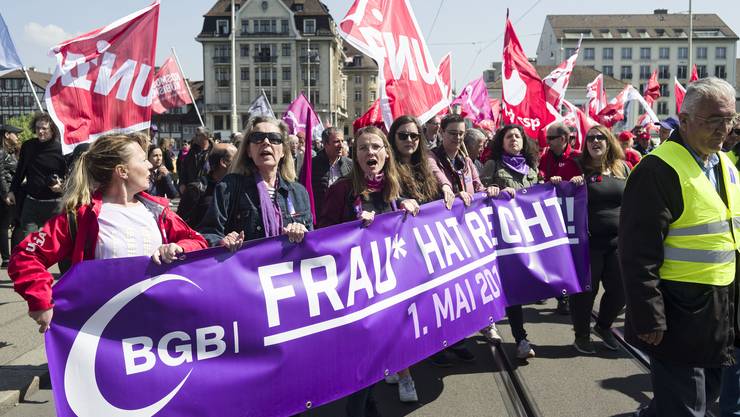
[
  {"left": 171, "top": 47, "right": 205, "bottom": 127},
  {"left": 21, "top": 67, "right": 43, "bottom": 111},
  {"left": 230, "top": 0, "right": 238, "bottom": 133}
]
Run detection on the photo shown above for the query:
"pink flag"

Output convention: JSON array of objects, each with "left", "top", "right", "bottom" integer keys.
[
  {"left": 542, "top": 41, "right": 580, "bottom": 109},
  {"left": 450, "top": 77, "right": 492, "bottom": 123},
  {"left": 45, "top": 1, "right": 160, "bottom": 154},
  {"left": 643, "top": 70, "right": 661, "bottom": 106},
  {"left": 501, "top": 14, "right": 554, "bottom": 145},
  {"left": 151, "top": 56, "right": 192, "bottom": 114},
  {"left": 338, "top": 0, "right": 449, "bottom": 126},
  {"left": 586, "top": 74, "right": 607, "bottom": 121},
  {"left": 690, "top": 64, "right": 699, "bottom": 82},
  {"left": 438, "top": 52, "right": 452, "bottom": 100},
  {"left": 282, "top": 93, "right": 323, "bottom": 136},
  {"left": 675, "top": 77, "right": 687, "bottom": 113},
  {"left": 299, "top": 106, "right": 316, "bottom": 224},
  {"left": 353, "top": 99, "right": 384, "bottom": 131}
]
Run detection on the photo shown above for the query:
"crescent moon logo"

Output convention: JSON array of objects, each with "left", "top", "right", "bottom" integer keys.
[
  {"left": 502, "top": 58, "right": 527, "bottom": 106},
  {"left": 64, "top": 274, "right": 202, "bottom": 417}
]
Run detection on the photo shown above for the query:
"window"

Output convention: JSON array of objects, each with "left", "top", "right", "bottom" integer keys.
[
  {"left": 696, "top": 65, "right": 707, "bottom": 78},
  {"left": 639, "top": 65, "right": 651, "bottom": 80},
  {"left": 23, "top": 96, "right": 31, "bottom": 107},
  {"left": 637, "top": 29, "right": 650, "bottom": 38},
  {"left": 370, "top": 90, "right": 376, "bottom": 101},
  {"left": 240, "top": 67, "right": 250, "bottom": 81},
  {"left": 255, "top": 19, "right": 277, "bottom": 34},
  {"left": 657, "top": 102, "right": 668, "bottom": 115},
  {"left": 283, "top": 90, "right": 292, "bottom": 104},
  {"left": 281, "top": 19, "right": 289, "bottom": 34},
  {"left": 600, "top": 29, "right": 612, "bottom": 39},
  {"left": 621, "top": 47, "right": 632, "bottom": 60},
  {"left": 214, "top": 45, "right": 230, "bottom": 63},
  {"left": 240, "top": 44, "right": 249, "bottom": 57},
  {"left": 583, "top": 48, "right": 595, "bottom": 60},
  {"left": 659, "top": 47, "right": 670, "bottom": 59},
  {"left": 715, "top": 65, "right": 726, "bottom": 79},
  {"left": 214, "top": 115, "right": 224, "bottom": 131},
  {"left": 282, "top": 66, "right": 291, "bottom": 81},
  {"left": 354, "top": 90, "right": 362, "bottom": 102},
  {"left": 564, "top": 48, "right": 576, "bottom": 57},
  {"left": 640, "top": 47, "right": 651, "bottom": 60},
  {"left": 303, "top": 19, "right": 316, "bottom": 34},
  {"left": 677, "top": 65, "right": 688, "bottom": 79},
  {"left": 241, "top": 19, "right": 249, "bottom": 34},
  {"left": 658, "top": 65, "right": 670, "bottom": 79},
  {"left": 659, "top": 84, "right": 669, "bottom": 97},
  {"left": 618, "top": 28, "right": 631, "bottom": 38},
  {"left": 355, "top": 108, "right": 362, "bottom": 117},
  {"left": 282, "top": 43, "right": 291, "bottom": 57},
  {"left": 255, "top": 67, "right": 277, "bottom": 87},
  {"left": 620, "top": 65, "right": 632, "bottom": 80},
  {"left": 696, "top": 47, "right": 707, "bottom": 59},
  {"left": 678, "top": 47, "right": 688, "bottom": 59},
  {"left": 716, "top": 47, "right": 727, "bottom": 59},
  {"left": 370, "top": 75, "right": 376, "bottom": 84},
  {"left": 602, "top": 48, "right": 613, "bottom": 60},
  {"left": 215, "top": 68, "right": 230, "bottom": 87},
  {"left": 0, "top": 97, "right": 6, "bottom": 106},
  {"left": 354, "top": 75, "right": 362, "bottom": 84},
  {"left": 216, "top": 19, "right": 229, "bottom": 36},
  {"left": 602, "top": 65, "right": 613, "bottom": 77}
]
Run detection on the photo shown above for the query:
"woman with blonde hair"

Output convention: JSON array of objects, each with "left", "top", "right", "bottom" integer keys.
[
  {"left": 9, "top": 133, "right": 207, "bottom": 333},
  {"left": 198, "top": 116, "right": 313, "bottom": 249},
  {"left": 570, "top": 125, "right": 629, "bottom": 354}
]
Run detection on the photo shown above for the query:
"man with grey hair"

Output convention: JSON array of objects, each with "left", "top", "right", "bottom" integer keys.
[
  {"left": 463, "top": 128, "right": 487, "bottom": 171},
  {"left": 620, "top": 77, "right": 739, "bottom": 417},
  {"left": 312, "top": 127, "right": 352, "bottom": 215}
]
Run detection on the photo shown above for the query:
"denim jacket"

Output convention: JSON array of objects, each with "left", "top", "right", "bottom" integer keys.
[{"left": 198, "top": 173, "right": 313, "bottom": 246}]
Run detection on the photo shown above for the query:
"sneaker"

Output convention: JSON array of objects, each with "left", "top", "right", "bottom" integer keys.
[
  {"left": 398, "top": 376, "right": 418, "bottom": 402},
  {"left": 593, "top": 325, "right": 619, "bottom": 351},
  {"left": 450, "top": 346, "right": 476, "bottom": 362},
  {"left": 480, "top": 324, "right": 503, "bottom": 343},
  {"left": 516, "top": 339, "right": 535, "bottom": 359},
  {"left": 0, "top": 260, "right": 7, "bottom": 268},
  {"left": 556, "top": 297, "right": 570, "bottom": 315},
  {"left": 429, "top": 351, "right": 453, "bottom": 367},
  {"left": 384, "top": 373, "right": 399, "bottom": 384},
  {"left": 573, "top": 335, "right": 596, "bottom": 354}
]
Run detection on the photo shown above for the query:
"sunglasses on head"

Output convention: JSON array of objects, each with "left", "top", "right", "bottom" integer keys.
[
  {"left": 247, "top": 132, "right": 283, "bottom": 145},
  {"left": 397, "top": 132, "right": 420, "bottom": 141},
  {"left": 586, "top": 134, "right": 607, "bottom": 142}
]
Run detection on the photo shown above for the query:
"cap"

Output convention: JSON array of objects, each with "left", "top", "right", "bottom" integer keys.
[
  {"left": 618, "top": 131, "right": 635, "bottom": 142},
  {"left": 655, "top": 117, "right": 679, "bottom": 131},
  {"left": 149, "top": 123, "right": 159, "bottom": 132},
  {"left": 0, "top": 125, "right": 22, "bottom": 134}
]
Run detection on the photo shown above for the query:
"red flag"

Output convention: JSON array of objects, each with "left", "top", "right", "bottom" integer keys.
[
  {"left": 643, "top": 70, "right": 661, "bottom": 106},
  {"left": 438, "top": 52, "right": 452, "bottom": 99},
  {"left": 450, "top": 77, "right": 492, "bottom": 123},
  {"left": 151, "top": 56, "right": 192, "bottom": 114},
  {"left": 562, "top": 99, "right": 595, "bottom": 152},
  {"left": 586, "top": 74, "right": 607, "bottom": 121},
  {"left": 542, "top": 40, "right": 581, "bottom": 108},
  {"left": 690, "top": 64, "right": 699, "bottom": 82},
  {"left": 675, "top": 77, "right": 687, "bottom": 113},
  {"left": 45, "top": 1, "right": 160, "bottom": 154},
  {"left": 338, "top": 1, "right": 449, "bottom": 126},
  {"left": 299, "top": 107, "right": 316, "bottom": 224},
  {"left": 353, "top": 99, "right": 384, "bottom": 131},
  {"left": 597, "top": 85, "right": 658, "bottom": 128},
  {"left": 501, "top": 14, "right": 555, "bottom": 145}
]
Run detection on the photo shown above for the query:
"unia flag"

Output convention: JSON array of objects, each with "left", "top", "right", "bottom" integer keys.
[
  {"left": 151, "top": 56, "right": 192, "bottom": 114},
  {"left": 45, "top": 1, "right": 160, "bottom": 154}
]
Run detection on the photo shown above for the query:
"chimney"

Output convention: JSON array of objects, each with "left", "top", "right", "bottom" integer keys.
[{"left": 653, "top": 9, "right": 668, "bottom": 15}]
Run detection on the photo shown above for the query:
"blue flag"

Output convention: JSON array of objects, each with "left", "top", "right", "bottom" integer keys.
[{"left": 0, "top": 14, "right": 22, "bottom": 70}]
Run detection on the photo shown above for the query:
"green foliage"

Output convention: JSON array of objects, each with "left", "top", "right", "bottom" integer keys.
[{"left": 5, "top": 113, "right": 35, "bottom": 143}]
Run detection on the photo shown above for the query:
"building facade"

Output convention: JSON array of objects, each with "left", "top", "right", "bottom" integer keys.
[
  {"left": 0, "top": 68, "right": 49, "bottom": 124},
  {"left": 537, "top": 10, "right": 738, "bottom": 117},
  {"left": 342, "top": 43, "right": 378, "bottom": 136},
  {"left": 197, "top": 0, "right": 348, "bottom": 137}
]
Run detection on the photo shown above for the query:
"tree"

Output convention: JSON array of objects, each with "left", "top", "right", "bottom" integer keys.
[{"left": 5, "top": 113, "right": 34, "bottom": 143}]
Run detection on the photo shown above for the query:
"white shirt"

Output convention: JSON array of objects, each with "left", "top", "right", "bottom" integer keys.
[{"left": 95, "top": 202, "right": 163, "bottom": 260}]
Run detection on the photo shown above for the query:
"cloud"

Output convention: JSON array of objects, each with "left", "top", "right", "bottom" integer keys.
[{"left": 23, "top": 22, "right": 77, "bottom": 49}]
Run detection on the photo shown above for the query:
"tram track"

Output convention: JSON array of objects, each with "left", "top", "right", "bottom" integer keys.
[{"left": 489, "top": 339, "right": 543, "bottom": 417}]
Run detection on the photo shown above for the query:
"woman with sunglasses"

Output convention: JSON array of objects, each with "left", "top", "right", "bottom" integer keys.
[
  {"left": 198, "top": 116, "right": 312, "bottom": 249},
  {"left": 570, "top": 125, "right": 629, "bottom": 354}
]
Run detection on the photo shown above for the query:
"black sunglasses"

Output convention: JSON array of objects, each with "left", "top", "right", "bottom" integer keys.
[
  {"left": 546, "top": 135, "right": 563, "bottom": 141},
  {"left": 397, "top": 132, "right": 420, "bottom": 141},
  {"left": 732, "top": 128, "right": 740, "bottom": 136},
  {"left": 248, "top": 132, "right": 283, "bottom": 145},
  {"left": 586, "top": 134, "right": 607, "bottom": 142}
]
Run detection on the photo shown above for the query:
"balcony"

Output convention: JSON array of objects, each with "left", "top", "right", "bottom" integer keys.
[
  {"left": 299, "top": 55, "right": 320, "bottom": 64},
  {"left": 256, "top": 79, "right": 277, "bottom": 87},
  {"left": 302, "top": 78, "right": 318, "bottom": 85},
  {"left": 213, "top": 56, "right": 231, "bottom": 64},
  {"left": 254, "top": 55, "right": 278, "bottom": 63},
  {"left": 240, "top": 30, "right": 289, "bottom": 37},
  {"left": 216, "top": 80, "right": 230, "bottom": 88},
  {"left": 206, "top": 103, "right": 231, "bottom": 111}
]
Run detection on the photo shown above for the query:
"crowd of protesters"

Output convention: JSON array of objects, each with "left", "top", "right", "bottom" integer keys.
[{"left": 4, "top": 76, "right": 740, "bottom": 417}]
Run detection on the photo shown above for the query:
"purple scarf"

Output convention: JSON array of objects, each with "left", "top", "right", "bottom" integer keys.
[
  {"left": 365, "top": 173, "right": 385, "bottom": 193},
  {"left": 255, "top": 173, "right": 283, "bottom": 237},
  {"left": 502, "top": 154, "right": 530, "bottom": 176}
]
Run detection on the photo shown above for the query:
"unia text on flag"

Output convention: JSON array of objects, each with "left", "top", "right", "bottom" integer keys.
[
  {"left": 501, "top": 11, "right": 555, "bottom": 146},
  {"left": 675, "top": 77, "right": 687, "bottom": 113},
  {"left": 450, "top": 77, "right": 493, "bottom": 124},
  {"left": 338, "top": 0, "right": 449, "bottom": 127},
  {"left": 151, "top": 56, "right": 192, "bottom": 114},
  {"left": 45, "top": 1, "right": 160, "bottom": 154},
  {"left": 282, "top": 93, "right": 323, "bottom": 138}
]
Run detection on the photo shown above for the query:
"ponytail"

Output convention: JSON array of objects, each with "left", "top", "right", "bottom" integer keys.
[{"left": 60, "top": 151, "right": 93, "bottom": 213}]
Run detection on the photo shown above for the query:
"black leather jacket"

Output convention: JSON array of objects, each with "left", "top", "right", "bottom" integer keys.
[{"left": 0, "top": 148, "right": 18, "bottom": 198}]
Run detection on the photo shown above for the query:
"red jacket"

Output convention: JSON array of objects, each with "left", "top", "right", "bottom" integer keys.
[
  {"left": 623, "top": 148, "right": 642, "bottom": 169},
  {"left": 538, "top": 145, "right": 582, "bottom": 181},
  {"left": 9, "top": 192, "right": 207, "bottom": 311}
]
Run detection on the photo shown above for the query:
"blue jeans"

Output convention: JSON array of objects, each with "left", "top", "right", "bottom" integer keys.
[{"left": 721, "top": 347, "right": 740, "bottom": 417}]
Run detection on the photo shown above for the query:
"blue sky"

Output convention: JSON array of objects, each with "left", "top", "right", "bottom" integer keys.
[{"left": 2, "top": 0, "right": 738, "bottom": 88}]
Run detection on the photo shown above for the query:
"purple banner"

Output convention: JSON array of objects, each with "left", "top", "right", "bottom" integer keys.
[{"left": 45, "top": 184, "right": 588, "bottom": 417}]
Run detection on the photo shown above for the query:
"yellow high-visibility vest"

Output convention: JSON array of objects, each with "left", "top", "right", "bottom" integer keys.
[{"left": 651, "top": 141, "right": 740, "bottom": 286}]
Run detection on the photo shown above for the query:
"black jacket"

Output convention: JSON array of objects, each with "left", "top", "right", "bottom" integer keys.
[
  {"left": 179, "top": 141, "right": 213, "bottom": 187},
  {"left": 0, "top": 149, "right": 17, "bottom": 199},
  {"left": 198, "top": 173, "right": 313, "bottom": 246},
  {"left": 311, "top": 149, "right": 352, "bottom": 216},
  {"left": 619, "top": 131, "right": 736, "bottom": 367},
  {"left": 177, "top": 174, "right": 216, "bottom": 228}
]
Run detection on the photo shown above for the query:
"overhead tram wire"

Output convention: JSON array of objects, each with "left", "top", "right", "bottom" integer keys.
[{"left": 425, "top": 0, "right": 445, "bottom": 43}]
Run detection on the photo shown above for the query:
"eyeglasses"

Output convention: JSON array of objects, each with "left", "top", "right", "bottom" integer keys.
[
  {"left": 569, "top": 135, "right": 577, "bottom": 140},
  {"left": 693, "top": 114, "right": 739, "bottom": 130},
  {"left": 445, "top": 130, "right": 465, "bottom": 137},
  {"left": 248, "top": 132, "right": 283, "bottom": 145},
  {"left": 397, "top": 132, "right": 420, "bottom": 141},
  {"left": 546, "top": 135, "right": 564, "bottom": 141},
  {"left": 731, "top": 128, "right": 740, "bottom": 136},
  {"left": 586, "top": 134, "right": 607, "bottom": 142}
]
